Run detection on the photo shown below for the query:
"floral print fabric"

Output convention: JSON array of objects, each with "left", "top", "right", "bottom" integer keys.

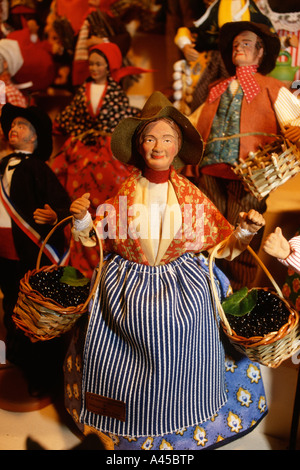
[
  {"left": 95, "top": 166, "right": 234, "bottom": 265},
  {"left": 54, "top": 76, "right": 140, "bottom": 145}
]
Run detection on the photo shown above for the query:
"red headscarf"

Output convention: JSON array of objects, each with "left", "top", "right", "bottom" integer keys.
[{"left": 89, "top": 43, "right": 154, "bottom": 83}]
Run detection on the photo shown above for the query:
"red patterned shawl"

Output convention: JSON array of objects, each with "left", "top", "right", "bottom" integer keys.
[{"left": 94, "top": 166, "right": 233, "bottom": 265}]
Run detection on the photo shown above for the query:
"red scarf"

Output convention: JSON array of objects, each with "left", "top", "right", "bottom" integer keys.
[
  {"left": 143, "top": 167, "right": 170, "bottom": 183},
  {"left": 208, "top": 65, "right": 260, "bottom": 104}
]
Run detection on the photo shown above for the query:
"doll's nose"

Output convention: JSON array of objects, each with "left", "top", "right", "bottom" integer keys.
[{"left": 153, "top": 140, "right": 163, "bottom": 152}]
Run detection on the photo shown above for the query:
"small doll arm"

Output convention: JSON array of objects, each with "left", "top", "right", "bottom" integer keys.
[
  {"left": 174, "top": 27, "right": 193, "bottom": 49},
  {"left": 263, "top": 227, "right": 291, "bottom": 259},
  {"left": 264, "top": 228, "right": 300, "bottom": 274},
  {"left": 70, "top": 193, "right": 96, "bottom": 246},
  {"left": 213, "top": 210, "right": 265, "bottom": 260},
  {"left": 174, "top": 27, "right": 199, "bottom": 62},
  {"left": 33, "top": 204, "right": 58, "bottom": 225},
  {"left": 72, "top": 212, "right": 96, "bottom": 247}
]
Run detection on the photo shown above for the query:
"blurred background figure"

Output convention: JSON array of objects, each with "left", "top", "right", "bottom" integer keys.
[{"left": 50, "top": 42, "right": 148, "bottom": 278}]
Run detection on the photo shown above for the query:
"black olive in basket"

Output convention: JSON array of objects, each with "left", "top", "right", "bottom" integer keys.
[
  {"left": 223, "top": 288, "right": 291, "bottom": 338},
  {"left": 29, "top": 267, "right": 91, "bottom": 308}
]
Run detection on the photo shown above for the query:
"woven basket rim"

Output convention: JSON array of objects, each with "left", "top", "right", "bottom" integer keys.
[
  {"left": 208, "top": 243, "right": 300, "bottom": 365},
  {"left": 18, "top": 265, "right": 90, "bottom": 314},
  {"left": 13, "top": 216, "right": 103, "bottom": 341},
  {"left": 221, "top": 288, "right": 299, "bottom": 348},
  {"left": 232, "top": 137, "right": 300, "bottom": 200}
]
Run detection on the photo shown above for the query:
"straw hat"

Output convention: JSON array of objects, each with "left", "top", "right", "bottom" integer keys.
[
  {"left": 219, "top": 21, "right": 281, "bottom": 76},
  {"left": 111, "top": 91, "right": 203, "bottom": 169}
]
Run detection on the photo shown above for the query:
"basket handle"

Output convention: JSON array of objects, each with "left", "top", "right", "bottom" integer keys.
[
  {"left": 36, "top": 215, "right": 103, "bottom": 312},
  {"left": 208, "top": 241, "right": 283, "bottom": 335},
  {"left": 36, "top": 215, "right": 73, "bottom": 270},
  {"left": 207, "top": 131, "right": 281, "bottom": 145}
]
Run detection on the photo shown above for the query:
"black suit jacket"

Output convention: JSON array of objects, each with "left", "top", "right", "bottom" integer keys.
[{"left": 3, "top": 155, "right": 71, "bottom": 270}]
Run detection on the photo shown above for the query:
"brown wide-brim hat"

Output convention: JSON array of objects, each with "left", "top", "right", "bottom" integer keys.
[
  {"left": 111, "top": 91, "right": 203, "bottom": 169},
  {"left": 219, "top": 21, "right": 281, "bottom": 76}
]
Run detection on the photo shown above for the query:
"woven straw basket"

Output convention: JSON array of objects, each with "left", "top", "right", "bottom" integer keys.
[
  {"left": 209, "top": 243, "right": 300, "bottom": 368},
  {"left": 13, "top": 216, "right": 103, "bottom": 343},
  {"left": 232, "top": 135, "right": 300, "bottom": 201}
]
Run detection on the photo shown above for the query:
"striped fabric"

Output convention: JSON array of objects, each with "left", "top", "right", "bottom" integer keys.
[
  {"left": 80, "top": 252, "right": 227, "bottom": 437},
  {"left": 277, "top": 29, "right": 300, "bottom": 81},
  {"left": 274, "top": 86, "right": 300, "bottom": 128},
  {"left": 279, "top": 235, "right": 300, "bottom": 275},
  {"left": 74, "top": 20, "right": 90, "bottom": 62}
]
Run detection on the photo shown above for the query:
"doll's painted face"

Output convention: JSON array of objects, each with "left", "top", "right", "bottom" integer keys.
[
  {"left": 139, "top": 120, "right": 180, "bottom": 171},
  {"left": 9, "top": 117, "right": 37, "bottom": 152},
  {"left": 232, "top": 31, "right": 264, "bottom": 67},
  {"left": 88, "top": 51, "right": 108, "bottom": 84}
]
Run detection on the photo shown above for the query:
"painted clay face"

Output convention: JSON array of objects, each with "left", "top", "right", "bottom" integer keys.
[
  {"left": 232, "top": 30, "right": 264, "bottom": 68},
  {"left": 9, "top": 117, "right": 37, "bottom": 152},
  {"left": 88, "top": 51, "right": 108, "bottom": 84},
  {"left": 139, "top": 120, "right": 179, "bottom": 172}
]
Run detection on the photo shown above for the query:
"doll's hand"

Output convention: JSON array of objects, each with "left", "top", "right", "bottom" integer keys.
[
  {"left": 283, "top": 125, "right": 300, "bottom": 144},
  {"left": 263, "top": 227, "right": 291, "bottom": 259},
  {"left": 70, "top": 193, "right": 91, "bottom": 220},
  {"left": 284, "top": 34, "right": 299, "bottom": 49},
  {"left": 86, "top": 35, "right": 107, "bottom": 48},
  {"left": 239, "top": 210, "right": 265, "bottom": 233},
  {"left": 182, "top": 44, "right": 200, "bottom": 62},
  {"left": 33, "top": 204, "right": 57, "bottom": 225}
]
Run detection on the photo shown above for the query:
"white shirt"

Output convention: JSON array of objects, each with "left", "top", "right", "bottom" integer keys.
[
  {"left": 0, "top": 152, "right": 29, "bottom": 228},
  {"left": 90, "top": 83, "right": 105, "bottom": 115}
]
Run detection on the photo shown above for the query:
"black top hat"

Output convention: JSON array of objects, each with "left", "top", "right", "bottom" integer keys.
[
  {"left": 219, "top": 21, "right": 281, "bottom": 76},
  {"left": 1, "top": 103, "right": 53, "bottom": 161},
  {"left": 111, "top": 91, "right": 203, "bottom": 169}
]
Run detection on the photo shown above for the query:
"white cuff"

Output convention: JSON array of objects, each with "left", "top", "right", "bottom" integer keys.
[
  {"left": 73, "top": 212, "right": 92, "bottom": 231},
  {"left": 234, "top": 226, "right": 256, "bottom": 243},
  {"left": 175, "top": 36, "right": 192, "bottom": 49}
]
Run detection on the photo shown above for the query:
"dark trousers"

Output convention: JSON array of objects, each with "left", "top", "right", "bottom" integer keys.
[
  {"left": 197, "top": 173, "right": 268, "bottom": 290},
  {"left": 0, "top": 258, "right": 27, "bottom": 349}
]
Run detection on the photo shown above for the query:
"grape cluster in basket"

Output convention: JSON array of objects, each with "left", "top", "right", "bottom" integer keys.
[
  {"left": 29, "top": 266, "right": 91, "bottom": 308},
  {"left": 222, "top": 288, "right": 291, "bottom": 338}
]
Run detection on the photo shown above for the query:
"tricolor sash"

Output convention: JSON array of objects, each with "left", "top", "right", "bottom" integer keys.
[{"left": 0, "top": 177, "right": 69, "bottom": 266}]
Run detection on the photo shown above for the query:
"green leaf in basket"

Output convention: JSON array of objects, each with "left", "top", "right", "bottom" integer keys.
[
  {"left": 59, "top": 266, "right": 90, "bottom": 287},
  {"left": 221, "top": 287, "right": 258, "bottom": 317}
]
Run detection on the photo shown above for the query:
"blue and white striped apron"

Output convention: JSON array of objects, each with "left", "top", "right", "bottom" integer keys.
[{"left": 79, "top": 252, "right": 228, "bottom": 437}]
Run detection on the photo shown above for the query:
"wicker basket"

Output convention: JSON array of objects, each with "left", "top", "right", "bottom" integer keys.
[
  {"left": 232, "top": 136, "right": 300, "bottom": 201},
  {"left": 209, "top": 243, "right": 300, "bottom": 368},
  {"left": 13, "top": 216, "right": 103, "bottom": 342}
]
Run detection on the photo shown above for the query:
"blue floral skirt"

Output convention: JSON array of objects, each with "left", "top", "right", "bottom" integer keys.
[
  {"left": 104, "top": 353, "right": 267, "bottom": 450},
  {"left": 64, "top": 253, "right": 267, "bottom": 450}
]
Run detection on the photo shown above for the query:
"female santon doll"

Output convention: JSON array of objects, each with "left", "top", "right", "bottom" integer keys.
[{"left": 65, "top": 91, "right": 268, "bottom": 450}]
